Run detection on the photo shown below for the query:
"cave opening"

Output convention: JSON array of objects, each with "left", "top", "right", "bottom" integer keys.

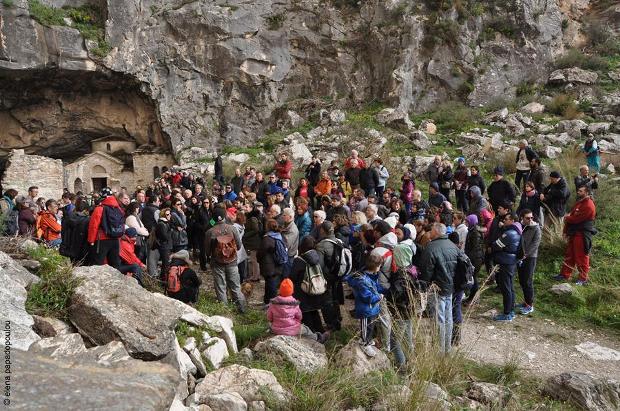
[{"left": 0, "top": 68, "right": 171, "bottom": 163}]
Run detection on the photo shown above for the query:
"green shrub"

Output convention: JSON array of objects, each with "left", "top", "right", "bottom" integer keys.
[
  {"left": 546, "top": 93, "right": 582, "bottom": 119},
  {"left": 426, "top": 101, "right": 482, "bottom": 132},
  {"left": 554, "top": 48, "right": 609, "bottom": 71},
  {"left": 24, "top": 246, "right": 81, "bottom": 320},
  {"left": 266, "top": 13, "right": 285, "bottom": 30},
  {"left": 422, "top": 15, "right": 460, "bottom": 51},
  {"left": 2, "top": 0, "right": 14, "bottom": 7},
  {"left": 28, "top": 0, "right": 65, "bottom": 26}
]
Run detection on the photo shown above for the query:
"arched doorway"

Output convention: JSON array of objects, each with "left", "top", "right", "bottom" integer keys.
[
  {"left": 153, "top": 166, "right": 160, "bottom": 178},
  {"left": 74, "top": 178, "right": 83, "bottom": 193},
  {"left": 91, "top": 165, "right": 108, "bottom": 192}
]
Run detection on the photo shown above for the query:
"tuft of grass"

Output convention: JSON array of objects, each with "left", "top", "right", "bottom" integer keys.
[
  {"left": 546, "top": 93, "right": 583, "bottom": 119},
  {"left": 265, "top": 13, "right": 285, "bottom": 31},
  {"left": 24, "top": 246, "right": 81, "bottom": 320},
  {"left": 411, "top": 101, "right": 482, "bottom": 133},
  {"left": 2, "top": 0, "right": 14, "bottom": 7},
  {"left": 554, "top": 48, "right": 610, "bottom": 71}
]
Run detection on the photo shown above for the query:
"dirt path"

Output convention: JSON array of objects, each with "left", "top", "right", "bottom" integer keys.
[
  {"left": 460, "top": 309, "right": 620, "bottom": 379},
  {"left": 198, "top": 269, "right": 620, "bottom": 380}
]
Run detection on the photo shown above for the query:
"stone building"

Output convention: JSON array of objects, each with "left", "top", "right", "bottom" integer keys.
[
  {"left": 64, "top": 136, "right": 175, "bottom": 194},
  {"left": 1, "top": 150, "right": 64, "bottom": 200}
]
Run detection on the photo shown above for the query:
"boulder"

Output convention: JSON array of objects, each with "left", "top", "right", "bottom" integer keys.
[
  {"left": 411, "top": 155, "right": 437, "bottom": 177},
  {"left": 203, "top": 392, "right": 248, "bottom": 411},
  {"left": 202, "top": 337, "right": 229, "bottom": 369},
  {"left": 227, "top": 153, "right": 251, "bottom": 164},
  {"left": 0, "top": 250, "right": 39, "bottom": 287},
  {"left": 195, "top": 364, "right": 289, "bottom": 404},
  {"left": 306, "top": 126, "right": 326, "bottom": 140},
  {"left": 329, "top": 109, "right": 346, "bottom": 125},
  {"left": 575, "top": 342, "right": 620, "bottom": 361},
  {"left": 32, "top": 315, "right": 76, "bottom": 337},
  {"left": 238, "top": 347, "right": 254, "bottom": 363},
  {"left": 254, "top": 335, "right": 328, "bottom": 373},
  {"left": 467, "top": 382, "right": 511, "bottom": 406},
  {"left": 164, "top": 338, "right": 197, "bottom": 401},
  {"left": 543, "top": 146, "right": 563, "bottom": 159},
  {"left": 557, "top": 119, "right": 588, "bottom": 138},
  {"left": 290, "top": 142, "right": 313, "bottom": 163},
  {"left": 587, "top": 122, "right": 612, "bottom": 135},
  {"left": 183, "top": 337, "right": 208, "bottom": 377},
  {"left": 0, "top": 263, "right": 40, "bottom": 351},
  {"left": 334, "top": 339, "right": 390, "bottom": 377},
  {"left": 521, "top": 102, "right": 545, "bottom": 114},
  {"left": 18, "top": 259, "right": 41, "bottom": 273},
  {"left": 536, "top": 124, "right": 555, "bottom": 134},
  {"left": 546, "top": 372, "right": 620, "bottom": 411},
  {"left": 607, "top": 163, "right": 616, "bottom": 174},
  {"left": 19, "top": 238, "right": 39, "bottom": 252},
  {"left": 248, "top": 401, "right": 266, "bottom": 411},
  {"left": 549, "top": 67, "right": 598, "bottom": 85},
  {"left": 410, "top": 130, "right": 432, "bottom": 150},
  {"left": 284, "top": 131, "right": 304, "bottom": 144},
  {"left": 483, "top": 107, "right": 509, "bottom": 124},
  {"left": 375, "top": 108, "right": 414, "bottom": 129},
  {"left": 11, "top": 349, "right": 179, "bottom": 410},
  {"left": 69, "top": 265, "right": 180, "bottom": 360},
  {"left": 505, "top": 115, "right": 526, "bottom": 136},
  {"left": 286, "top": 110, "right": 305, "bottom": 129},
  {"left": 420, "top": 120, "right": 437, "bottom": 134},
  {"left": 425, "top": 381, "right": 449, "bottom": 402},
  {"left": 550, "top": 283, "right": 573, "bottom": 295}
]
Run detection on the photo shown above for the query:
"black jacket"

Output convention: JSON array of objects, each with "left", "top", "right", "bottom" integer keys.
[
  {"left": 515, "top": 146, "right": 538, "bottom": 164},
  {"left": 155, "top": 219, "right": 173, "bottom": 250},
  {"left": 59, "top": 213, "right": 90, "bottom": 263},
  {"left": 418, "top": 235, "right": 460, "bottom": 296},
  {"left": 527, "top": 167, "right": 545, "bottom": 193},
  {"left": 359, "top": 167, "right": 379, "bottom": 190},
  {"left": 167, "top": 260, "right": 202, "bottom": 304},
  {"left": 543, "top": 178, "right": 570, "bottom": 218},
  {"left": 487, "top": 179, "right": 516, "bottom": 209},
  {"left": 345, "top": 168, "right": 361, "bottom": 187},
  {"left": 467, "top": 174, "right": 486, "bottom": 195},
  {"left": 517, "top": 191, "right": 542, "bottom": 222},
  {"left": 289, "top": 250, "right": 326, "bottom": 312},
  {"left": 464, "top": 226, "right": 484, "bottom": 267},
  {"left": 259, "top": 232, "right": 288, "bottom": 278},
  {"left": 142, "top": 204, "right": 160, "bottom": 232}
]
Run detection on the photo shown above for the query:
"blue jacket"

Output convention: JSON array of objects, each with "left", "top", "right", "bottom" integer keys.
[
  {"left": 492, "top": 223, "right": 523, "bottom": 265},
  {"left": 294, "top": 212, "right": 312, "bottom": 240},
  {"left": 224, "top": 191, "right": 238, "bottom": 202},
  {"left": 344, "top": 271, "right": 383, "bottom": 318}
]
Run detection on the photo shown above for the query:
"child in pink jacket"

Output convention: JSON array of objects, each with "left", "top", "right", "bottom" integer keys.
[{"left": 267, "top": 279, "right": 328, "bottom": 343}]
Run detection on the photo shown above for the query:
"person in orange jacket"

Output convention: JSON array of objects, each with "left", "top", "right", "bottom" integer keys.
[
  {"left": 118, "top": 227, "right": 146, "bottom": 286},
  {"left": 37, "top": 199, "right": 62, "bottom": 247},
  {"left": 555, "top": 185, "right": 597, "bottom": 285}
]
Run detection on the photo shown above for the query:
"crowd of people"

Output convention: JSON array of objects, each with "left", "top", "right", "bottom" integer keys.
[{"left": 0, "top": 135, "right": 601, "bottom": 366}]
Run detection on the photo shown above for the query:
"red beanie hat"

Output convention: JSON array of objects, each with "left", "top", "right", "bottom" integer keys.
[{"left": 279, "top": 278, "right": 294, "bottom": 297}]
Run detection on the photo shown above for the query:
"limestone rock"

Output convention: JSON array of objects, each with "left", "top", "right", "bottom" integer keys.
[
  {"left": 536, "top": 124, "right": 555, "bottom": 134},
  {"left": 0, "top": 250, "right": 40, "bottom": 287},
  {"left": 183, "top": 337, "right": 208, "bottom": 377},
  {"left": 170, "top": 397, "right": 190, "bottom": 411},
  {"left": 12, "top": 349, "right": 179, "bottom": 410},
  {"left": 254, "top": 335, "right": 328, "bottom": 373},
  {"left": 521, "top": 102, "right": 545, "bottom": 114},
  {"left": 0, "top": 263, "right": 40, "bottom": 351},
  {"left": 19, "top": 238, "right": 39, "bottom": 252},
  {"left": 546, "top": 372, "right": 620, "bottom": 411},
  {"left": 290, "top": 142, "right": 313, "bottom": 163},
  {"left": 195, "top": 364, "right": 289, "bottom": 404},
  {"left": 376, "top": 108, "right": 414, "bottom": 130},
  {"left": 420, "top": 120, "right": 437, "bottom": 134},
  {"left": 69, "top": 265, "right": 180, "bottom": 360},
  {"left": 202, "top": 337, "right": 229, "bottom": 369},
  {"left": 334, "top": 339, "right": 390, "bottom": 377},
  {"left": 28, "top": 333, "right": 88, "bottom": 358},
  {"left": 575, "top": 342, "right": 620, "bottom": 361},
  {"left": 203, "top": 392, "right": 247, "bottom": 411},
  {"left": 505, "top": 115, "right": 526, "bottom": 136},
  {"left": 248, "top": 401, "right": 266, "bottom": 411},
  {"left": 425, "top": 381, "right": 449, "bottom": 402},
  {"left": 549, "top": 67, "right": 598, "bottom": 85},
  {"left": 587, "top": 122, "right": 612, "bottom": 135},
  {"left": 32, "top": 315, "right": 76, "bottom": 337},
  {"left": 543, "top": 146, "right": 563, "bottom": 159},
  {"left": 18, "top": 259, "right": 41, "bottom": 273},
  {"left": 329, "top": 109, "right": 346, "bottom": 125},
  {"left": 238, "top": 347, "right": 254, "bottom": 363},
  {"left": 557, "top": 119, "right": 588, "bottom": 138},
  {"left": 467, "top": 382, "right": 511, "bottom": 406},
  {"left": 227, "top": 153, "right": 251, "bottom": 164},
  {"left": 483, "top": 108, "right": 509, "bottom": 124},
  {"left": 607, "top": 163, "right": 616, "bottom": 174},
  {"left": 286, "top": 111, "right": 305, "bottom": 129},
  {"left": 306, "top": 126, "right": 326, "bottom": 140},
  {"left": 410, "top": 130, "right": 432, "bottom": 150},
  {"left": 411, "top": 155, "right": 437, "bottom": 177},
  {"left": 550, "top": 283, "right": 573, "bottom": 295}
]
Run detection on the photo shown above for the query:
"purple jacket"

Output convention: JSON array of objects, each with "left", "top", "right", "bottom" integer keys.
[{"left": 267, "top": 296, "right": 302, "bottom": 336}]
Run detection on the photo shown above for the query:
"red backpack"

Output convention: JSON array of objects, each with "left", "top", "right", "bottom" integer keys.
[
  {"left": 167, "top": 265, "right": 187, "bottom": 293},
  {"left": 212, "top": 225, "right": 238, "bottom": 265}
]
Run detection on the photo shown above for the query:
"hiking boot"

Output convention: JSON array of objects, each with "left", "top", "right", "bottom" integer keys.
[
  {"left": 552, "top": 274, "right": 567, "bottom": 281},
  {"left": 575, "top": 280, "right": 589, "bottom": 286},
  {"left": 360, "top": 343, "right": 377, "bottom": 357},
  {"left": 493, "top": 313, "right": 514, "bottom": 322},
  {"left": 519, "top": 305, "right": 534, "bottom": 315}
]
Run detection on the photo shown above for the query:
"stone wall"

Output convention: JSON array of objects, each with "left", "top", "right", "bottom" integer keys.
[
  {"left": 1, "top": 150, "right": 64, "bottom": 200},
  {"left": 132, "top": 153, "right": 175, "bottom": 188},
  {"left": 91, "top": 140, "right": 137, "bottom": 155}
]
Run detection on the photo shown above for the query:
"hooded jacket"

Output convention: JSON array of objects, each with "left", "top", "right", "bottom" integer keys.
[
  {"left": 488, "top": 178, "right": 516, "bottom": 209},
  {"left": 376, "top": 165, "right": 390, "bottom": 187},
  {"left": 344, "top": 271, "right": 383, "bottom": 318},
  {"left": 294, "top": 211, "right": 312, "bottom": 240},
  {"left": 492, "top": 222, "right": 523, "bottom": 265},
  {"left": 87, "top": 195, "right": 125, "bottom": 243},
  {"left": 468, "top": 186, "right": 488, "bottom": 215},
  {"left": 38, "top": 210, "right": 62, "bottom": 242},
  {"left": 259, "top": 231, "right": 288, "bottom": 277},
  {"left": 267, "top": 295, "right": 302, "bottom": 336},
  {"left": 543, "top": 178, "right": 570, "bottom": 218},
  {"left": 281, "top": 220, "right": 299, "bottom": 257},
  {"left": 519, "top": 222, "right": 541, "bottom": 259}
]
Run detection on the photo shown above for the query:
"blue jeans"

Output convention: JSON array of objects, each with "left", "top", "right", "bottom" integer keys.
[
  {"left": 47, "top": 238, "right": 62, "bottom": 248},
  {"left": 390, "top": 319, "right": 413, "bottom": 367},
  {"left": 435, "top": 294, "right": 453, "bottom": 354}
]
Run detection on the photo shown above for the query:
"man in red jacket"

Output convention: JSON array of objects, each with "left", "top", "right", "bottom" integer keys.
[
  {"left": 555, "top": 185, "right": 597, "bottom": 285},
  {"left": 274, "top": 153, "right": 292, "bottom": 181},
  {"left": 87, "top": 188, "right": 125, "bottom": 268}
]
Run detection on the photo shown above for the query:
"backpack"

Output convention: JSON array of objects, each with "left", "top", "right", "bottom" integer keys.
[
  {"left": 167, "top": 265, "right": 187, "bottom": 293},
  {"left": 326, "top": 238, "right": 353, "bottom": 278},
  {"left": 454, "top": 251, "right": 475, "bottom": 291},
  {"left": 212, "top": 225, "right": 238, "bottom": 265},
  {"left": 381, "top": 250, "right": 398, "bottom": 275},
  {"left": 59, "top": 214, "right": 90, "bottom": 262},
  {"left": 388, "top": 268, "right": 417, "bottom": 311},
  {"left": 267, "top": 232, "right": 289, "bottom": 266},
  {"left": 100, "top": 205, "right": 124, "bottom": 238},
  {"left": 299, "top": 255, "right": 327, "bottom": 295}
]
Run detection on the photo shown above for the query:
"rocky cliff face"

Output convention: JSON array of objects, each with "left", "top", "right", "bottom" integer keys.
[{"left": 0, "top": 0, "right": 600, "bottom": 154}]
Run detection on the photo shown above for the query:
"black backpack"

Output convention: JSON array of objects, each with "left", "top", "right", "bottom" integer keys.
[
  {"left": 454, "top": 251, "right": 475, "bottom": 292},
  {"left": 59, "top": 214, "right": 90, "bottom": 263},
  {"left": 388, "top": 268, "right": 416, "bottom": 313},
  {"left": 100, "top": 205, "right": 124, "bottom": 238}
]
